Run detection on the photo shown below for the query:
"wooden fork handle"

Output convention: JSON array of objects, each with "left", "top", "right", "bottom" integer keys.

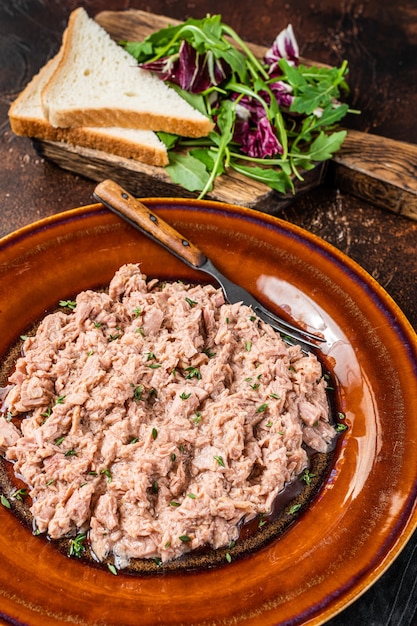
[{"left": 94, "top": 179, "right": 207, "bottom": 268}]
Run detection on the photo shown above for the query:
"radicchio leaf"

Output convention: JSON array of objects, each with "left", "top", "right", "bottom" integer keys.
[
  {"left": 140, "top": 40, "right": 230, "bottom": 93},
  {"left": 233, "top": 91, "right": 284, "bottom": 158},
  {"left": 139, "top": 54, "right": 179, "bottom": 81},
  {"left": 264, "top": 24, "right": 299, "bottom": 75},
  {"left": 176, "top": 41, "right": 229, "bottom": 92},
  {"left": 234, "top": 114, "right": 283, "bottom": 158},
  {"left": 270, "top": 80, "right": 294, "bottom": 108}
]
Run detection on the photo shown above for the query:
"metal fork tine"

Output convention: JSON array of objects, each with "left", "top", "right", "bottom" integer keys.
[
  {"left": 254, "top": 303, "right": 325, "bottom": 343},
  {"left": 254, "top": 306, "right": 321, "bottom": 350},
  {"left": 200, "top": 258, "right": 324, "bottom": 349}
]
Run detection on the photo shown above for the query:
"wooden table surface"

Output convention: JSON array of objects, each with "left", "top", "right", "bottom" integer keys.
[{"left": 1, "top": 1, "right": 416, "bottom": 624}]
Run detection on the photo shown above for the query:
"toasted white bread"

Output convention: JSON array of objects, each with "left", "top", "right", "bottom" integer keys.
[
  {"left": 41, "top": 7, "right": 213, "bottom": 138},
  {"left": 9, "top": 52, "right": 169, "bottom": 166}
]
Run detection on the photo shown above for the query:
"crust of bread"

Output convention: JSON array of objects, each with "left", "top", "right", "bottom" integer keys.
[
  {"left": 66, "top": 127, "right": 169, "bottom": 165},
  {"left": 9, "top": 57, "right": 59, "bottom": 138},
  {"left": 8, "top": 55, "right": 169, "bottom": 167},
  {"left": 10, "top": 118, "right": 169, "bottom": 167},
  {"left": 43, "top": 107, "right": 214, "bottom": 139},
  {"left": 41, "top": 8, "right": 213, "bottom": 138}
]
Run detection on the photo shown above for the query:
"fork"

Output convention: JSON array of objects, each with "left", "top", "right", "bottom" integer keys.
[{"left": 93, "top": 179, "right": 324, "bottom": 351}]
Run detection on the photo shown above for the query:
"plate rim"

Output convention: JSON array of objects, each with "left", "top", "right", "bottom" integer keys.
[{"left": 0, "top": 198, "right": 416, "bottom": 625}]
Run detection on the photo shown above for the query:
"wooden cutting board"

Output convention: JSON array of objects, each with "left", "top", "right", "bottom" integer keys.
[{"left": 34, "top": 10, "right": 417, "bottom": 220}]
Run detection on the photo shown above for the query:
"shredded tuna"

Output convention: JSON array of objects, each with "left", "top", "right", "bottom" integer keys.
[{"left": 1, "top": 264, "right": 334, "bottom": 569}]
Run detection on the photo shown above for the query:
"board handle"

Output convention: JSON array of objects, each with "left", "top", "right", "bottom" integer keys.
[{"left": 330, "top": 129, "right": 417, "bottom": 220}]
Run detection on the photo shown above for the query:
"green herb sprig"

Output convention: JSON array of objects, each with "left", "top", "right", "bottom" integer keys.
[{"left": 68, "top": 533, "right": 87, "bottom": 558}]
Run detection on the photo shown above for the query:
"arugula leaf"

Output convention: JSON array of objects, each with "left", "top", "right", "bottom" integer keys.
[
  {"left": 168, "top": 84, "right": 209, "bottom": 116},
  {"left": 304, "top": 129, "right": 347, "bottom": 161},
  {"left": 293, "top": 103, "right": 348, "bottom": 147},
  {"left": 190, "top": 148, "right": 221, "bottom": 174},
  {"left": 165, "top": 152, "right": 211, "bottom": 192},
  {"left": 309, "top": 103, "right": 350, "bottom": 129},
  {"left": 122, "top": 39, "right": 154, "bottom": 61},
  {"left": 210, "top": 99, "right": 236, "bottom": 149},
  {"left": 231, "top": 162, "right": 293, "bottom": 194},
  {"left": 288, "top": 61, "right": 350, "bottom": 115},
  {"left": 277, "top": 58, "right": 307, "bottom": 89},
  {"left": 197, "top": 99, "right": 236, "bottom": 198},
  {"left": 157, "top": 132, "right": 179, "bottom": 150}
]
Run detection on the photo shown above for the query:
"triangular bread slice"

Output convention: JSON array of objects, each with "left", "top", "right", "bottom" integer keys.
[
  {"left": 41, "top": 7, "right": 213, "bottom": 138},
  {"left": 9, "top": 52, "right": 169, "bottom": 166}
]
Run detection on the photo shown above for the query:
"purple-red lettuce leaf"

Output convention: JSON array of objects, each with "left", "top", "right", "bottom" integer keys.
[
  {"left": 136, "top": 14, "right": 250, "bottom": 92},
  {"left": 140, "top": 41, "right": 231, "bottom": 93},
  {"left": 176, "top": 41, "right": 230, "bottom": 92},
  {"left": 269, "top": 80, "right": 294, "bottom": 108},
  {"left": 138, "top": 54, "right": 179, "bottom": 81},
  {"left": 264, "top": 24, "right": 299, "bottom": 76},
  {"left": 230, "top": 84, "right": 285, "bottom": 158},
  {"left": 235, "top": 115, "right": 283, "bottom": 158}
]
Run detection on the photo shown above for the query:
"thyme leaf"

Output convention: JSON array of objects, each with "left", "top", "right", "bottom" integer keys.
[
  {"left": 1, "top": 494, "right": 11, "bottom": 508},
  {"left": 335, "top": 422, "right": 348, "bottom": 432},
  {"left": 59, "top": 300, "right": 76, "bottom": 310},
  {"left": 68, "top": 533, "right": 87, "bottom": 558},
  {"left": 185, "top": 366, "right": 201, "bottom": 380},
  {"left": 108, "top": 563, "right": 118, "bottom": 575},
  {"left": 100, "top": 468, "right": 112, "bottom": 482},
  {"left": 64, "top": 449, "right": 77, "bottom": 457},
  {"left": 131, "top": 383, "right": 144, "bottom": 402},
  {"left": 11, "top": 488, "right": 27, "bottom": 501},
  {"left": 300, "top": 469, "right": 316, "bottom": 486}
]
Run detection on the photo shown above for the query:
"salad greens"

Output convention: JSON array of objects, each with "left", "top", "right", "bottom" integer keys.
[{"left": 123, "top": 15, "right": 357, "bottom": 198}]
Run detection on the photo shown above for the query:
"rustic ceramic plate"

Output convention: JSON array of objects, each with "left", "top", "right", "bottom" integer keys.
[{"left": 0, "top": 198, "right": 416, "bottom": 626}]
